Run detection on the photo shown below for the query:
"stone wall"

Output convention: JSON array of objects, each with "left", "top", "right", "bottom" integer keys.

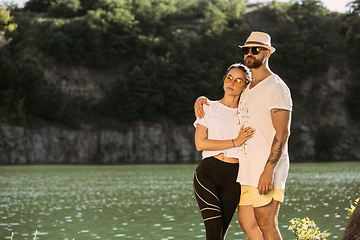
[{"left": 0, "top": 122, "right": 201, "bottom": 164}]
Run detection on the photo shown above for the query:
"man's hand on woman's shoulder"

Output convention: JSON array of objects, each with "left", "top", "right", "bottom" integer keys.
[{"left": 194, "top": 97, "right": 209, "bottom": 119}]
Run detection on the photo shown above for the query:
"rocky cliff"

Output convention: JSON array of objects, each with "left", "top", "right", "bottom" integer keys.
[
  {"left": 289, "top": 65, "right": 360, "bottom": 161},
  {"left": 1, "top": 63, "right": 360, "bottom": 164},
  {"left": 0, "top": 121, "right": 200, "bottom": 164}
]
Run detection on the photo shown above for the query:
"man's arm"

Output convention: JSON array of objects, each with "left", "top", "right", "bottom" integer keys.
[
  {"left": 194, "top": 97, "right": 209, "bottom": 119},
  {"left": 257, "top": 108, "right": 291, "bottom": 195}
]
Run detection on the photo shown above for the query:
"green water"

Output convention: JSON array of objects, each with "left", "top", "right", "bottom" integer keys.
[{"left": 0, "top": 162, "right": 359, "bottom": 240}]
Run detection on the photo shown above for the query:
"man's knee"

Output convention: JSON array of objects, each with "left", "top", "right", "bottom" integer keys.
[
  {"left": 256, "top": 219, "right": 275, "bottom": 232},
  {"left": 238, "top": 208, "right": 259, "bottom": 234},
  {"left": 239, "top": 217, "right": 258, "bottom": 230},
  {"left": 254, "top": 200, "right": 280, "bottom": 228}
]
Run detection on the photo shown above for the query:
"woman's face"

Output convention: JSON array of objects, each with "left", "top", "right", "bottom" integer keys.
[{"left": 223, "top": 68, "right": 247, "bottom": 97}]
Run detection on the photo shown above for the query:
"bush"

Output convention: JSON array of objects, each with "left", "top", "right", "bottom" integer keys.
[
  {"left": 48, "top": 0, "right": 82, "bottom": 18},
  {"left": 24, "top": 0, "right": 56, "bottom": 12}
]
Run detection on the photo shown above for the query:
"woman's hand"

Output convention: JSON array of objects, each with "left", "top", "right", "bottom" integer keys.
[
  {"left": 194, "top": 97, "right": 209, "bottom": 119},
  {"left": 233, "top": 126, "right": 255, "bottom": 147}
]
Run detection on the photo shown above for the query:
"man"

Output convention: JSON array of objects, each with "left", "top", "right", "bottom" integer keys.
[{"left": 194, "top": 31, "right": 292, "bottom": 240}]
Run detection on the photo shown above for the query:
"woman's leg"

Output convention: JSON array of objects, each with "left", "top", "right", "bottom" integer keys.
[
  {"left": 218, "top": 164, "right": 241, "bottom": 238},
  {"left": 193, "top": 158, "right": 223, "bottom": 240},
  {"left": 193, "top": 157, "right": 240, "bottom": 240}
]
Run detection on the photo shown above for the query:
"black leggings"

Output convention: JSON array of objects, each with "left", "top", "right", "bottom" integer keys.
[{"left": 193, "top": 156, "right": 241, "bottom": 240}]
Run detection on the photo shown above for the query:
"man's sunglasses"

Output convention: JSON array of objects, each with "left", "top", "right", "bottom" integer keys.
[
  {"left": 223, "top": 75, "right": 246, "bottom": 88},
  {"left": 241, "top": 47, "right": 266, "bottom": 55}
]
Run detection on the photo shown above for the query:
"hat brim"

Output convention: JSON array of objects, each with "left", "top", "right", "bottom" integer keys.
[{"left": 239, "top": 44, "right": 276, "bottom": 54}]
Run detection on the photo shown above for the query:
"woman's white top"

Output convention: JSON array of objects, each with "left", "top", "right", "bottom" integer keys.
[{"left": 193, "top": 100, "right": 240, "bottom": 159}]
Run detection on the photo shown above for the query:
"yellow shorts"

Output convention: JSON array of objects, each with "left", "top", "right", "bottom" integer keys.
[{"left": 239, "top": 185, "right": 284, "bottom": 208}]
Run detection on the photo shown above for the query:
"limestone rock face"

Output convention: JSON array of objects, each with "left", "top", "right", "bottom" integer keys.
[
  {"left": 1, "top": 63, "right": 360, "bottom": 164},
  {"left": 0, "top": 123, "right": 201, "bottom": 164}
]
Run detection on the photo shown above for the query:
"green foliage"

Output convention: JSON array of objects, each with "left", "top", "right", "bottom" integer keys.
[
  {"left": 0, "top": 49, "right": 85, "bottom": 127},
  {"left": 271, "top": 0, "right": 342, "bottom": 90},
  {"left": 289, "top": 217, "right": 330, "bottom": 240},
  {"left": 0, "top": 7, "right": 12, "bottom": 30},
  {"left": 0, "top": 53, "right": 43, "bottom": 124},
  {"left": 348, "top": 0, "right": 360, "bottom": 13},
  {"left": 38, "top": 2, "right": 139, "bottom": 67},
  {"left": 31, "top": 85, "right": 83, "bottom": 127},
  {"left": 347, "top": 198, "right": 359, "bottom": 216},
  {"left": 0, "top": 89, "right": 27, "bottom": 124},
  {"left": 0, "top": 2, "right": 21, "bottom": 11},
  {"left": 0, "top": 7, "right": 18, "bottom": 34},
  {"left": 12, "top": 0, "right": 251, "bottom": 125},
  {"left": 24, "top": 0, "right": 57, "bottom": 12},
  {"left": 314, "top": 125, "right": 342, "bottom": 161},
  {"left": 48, "top": 0, "right": 82, "bottom": 18}
]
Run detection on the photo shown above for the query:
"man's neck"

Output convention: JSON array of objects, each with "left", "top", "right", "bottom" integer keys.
[{"left": 250, "top": 66, "right": 273, "bottom": 89}]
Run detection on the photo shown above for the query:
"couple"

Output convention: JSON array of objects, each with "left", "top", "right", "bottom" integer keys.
[{"left": 192, "top": 31, "right": 293, "bottom": 240}]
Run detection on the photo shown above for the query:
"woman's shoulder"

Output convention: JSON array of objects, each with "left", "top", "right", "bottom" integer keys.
[
  {"left": 204, "top": 100, "right": 221, "bottom": 109},
  {"left": 203, "top": 100, "right": 219, "bottom": 115},
  {"left": 205, "top": 100, "right": 237, "bottom": 115}
]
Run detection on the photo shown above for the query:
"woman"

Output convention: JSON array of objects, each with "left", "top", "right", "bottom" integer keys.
[{"left": 193, "top": 63, "right": 255, "bottom": 240}]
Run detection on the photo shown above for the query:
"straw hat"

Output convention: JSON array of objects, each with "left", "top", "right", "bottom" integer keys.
[{"left": 239, "top": 31, "right": 276, "bottom": 53}]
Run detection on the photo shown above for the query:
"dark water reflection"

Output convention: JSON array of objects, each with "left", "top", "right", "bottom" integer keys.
[{"left": 0, "top": 162, "right": 359, "bottom": 239}]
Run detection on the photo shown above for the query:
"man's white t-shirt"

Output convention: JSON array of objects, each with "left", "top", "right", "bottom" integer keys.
[
  {"left": 236, "top": 74, "right": 292, "bottom": 190},
  {"left": 193, "top": 101, "right": 240, "bottom": 160}
]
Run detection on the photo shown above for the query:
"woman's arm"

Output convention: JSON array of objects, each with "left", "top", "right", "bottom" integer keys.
[{"left": 195, "top": 124, "right": 255, "bottom": 151}]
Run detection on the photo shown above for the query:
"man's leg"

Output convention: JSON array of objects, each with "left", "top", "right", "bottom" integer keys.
[
  {"left": 254, "top": 199, "right": 282, "bottom": 240},
  {"left": 237, "top": 205, "right": 264, "bottom": 240}
]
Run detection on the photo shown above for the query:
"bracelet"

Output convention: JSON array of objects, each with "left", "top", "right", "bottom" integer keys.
[{"left": 232, "top": 139, "right": 235, "bottom": 147}]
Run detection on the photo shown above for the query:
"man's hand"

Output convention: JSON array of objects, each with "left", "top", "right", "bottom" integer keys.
[
  {"left": 257, "top": 169, "right": 273, "bottom": 195},
  {"left": 194, "top": 97, "right": 209, "bottom": 119}
]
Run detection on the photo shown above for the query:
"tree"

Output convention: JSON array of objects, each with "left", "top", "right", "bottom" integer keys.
[
  {"left": 347, "top": 0, "right": 360, "bottom": 14},
  {"left": 48, "top": 0, "right": 82, "bottom": 18},
  {"left": 0, "top": 7, "right": 17, "bottom": 33},
  {"left": 24, "top": 0, "right": 57, "bottom": 12}
]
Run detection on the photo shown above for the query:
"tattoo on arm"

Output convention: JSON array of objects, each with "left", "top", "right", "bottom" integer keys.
[
  {"left": 272, "top": 136, "right": 279, "bottom": 147},
  {"left": 267, "top": 136, "right": 283, "bottom": 165}
]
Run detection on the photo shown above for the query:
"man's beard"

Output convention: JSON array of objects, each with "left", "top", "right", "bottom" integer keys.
[{"left": 245, "top": 56, "right": 264, "bottom": 69}]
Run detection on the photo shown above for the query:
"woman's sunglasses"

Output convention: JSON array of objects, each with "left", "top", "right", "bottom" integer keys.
[
  {"left": 223, "top": 75, "right": 246, "bottom": 88},
  {"left": 241, "top": 47, "right": 266, "bottom": 55}
]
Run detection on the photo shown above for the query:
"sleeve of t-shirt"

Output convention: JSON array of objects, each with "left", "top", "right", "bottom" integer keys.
[
  {"left": 265, "top": 82, "right": 293, "bottom": 112},
  {"left": 193, "top": 101, "right": 212, "bottom": 129}
]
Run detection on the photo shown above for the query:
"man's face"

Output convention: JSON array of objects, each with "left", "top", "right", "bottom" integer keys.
[{"left": 242, "top": 47, "right": 267, "bottom": 69}]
